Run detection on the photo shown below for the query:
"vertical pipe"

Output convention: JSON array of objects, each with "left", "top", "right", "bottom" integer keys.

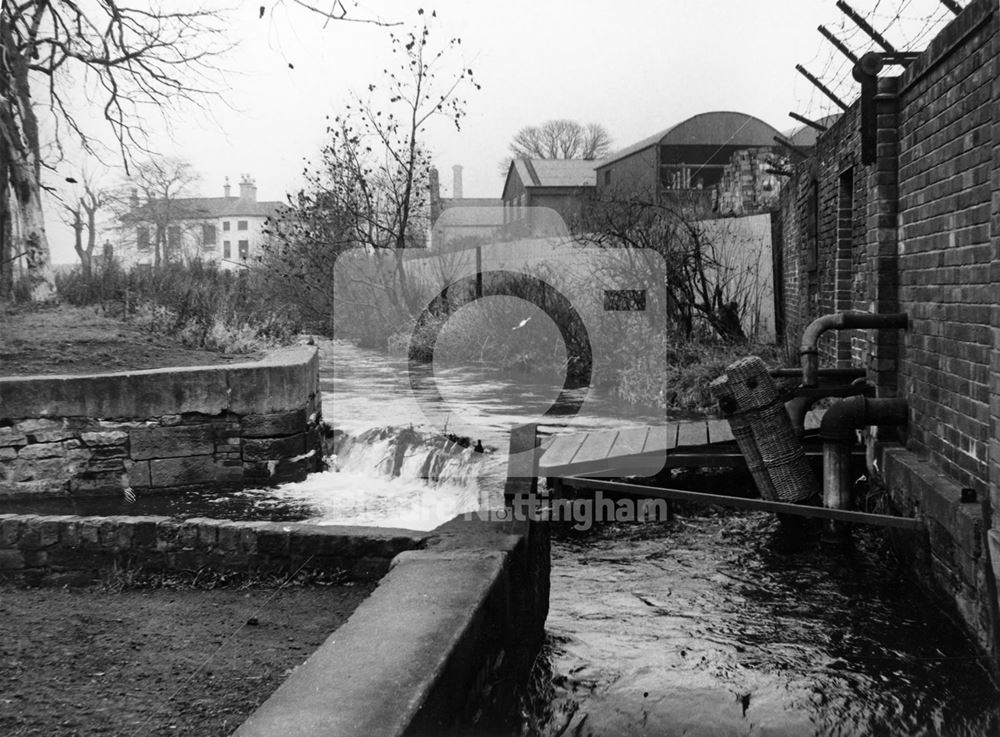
[{"left": 823, "top": 441, "right": 853, "bottom": 538}]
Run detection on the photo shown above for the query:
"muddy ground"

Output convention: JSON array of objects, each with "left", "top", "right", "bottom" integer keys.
[
  {"left": 0, "top": 580, "right": 371, "bottom": 736},
  {"left": 0, "top": 304, "right": 261, "bottom": 376}
]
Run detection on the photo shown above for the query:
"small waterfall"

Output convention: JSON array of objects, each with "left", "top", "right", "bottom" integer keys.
[
  {"left": 324, "top": 425, "right": 490, "bottom": 488},
  {"left": 243, "top": 425, "right": 500, "bottom": 531}
]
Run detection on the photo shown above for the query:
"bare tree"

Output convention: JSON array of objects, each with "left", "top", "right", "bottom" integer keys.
[
  {"left": 267, "top": 9, "right": 477, "bottom": 341},
  {"left": 61, "top": 178, "right": 110, "bottom": 278},
  {"left": 499, "top": 119, "right": 612, "bottom": 177},
  {"left": 117, "top": 158, "right": 201, "bottom": 269},
  {"left": 0, "top": 2, "right": 229, "bottom": 300}
]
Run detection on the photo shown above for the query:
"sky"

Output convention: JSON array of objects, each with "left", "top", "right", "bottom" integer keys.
[{"left": 42, "top": 0, "right": 961, "bottom": 264}]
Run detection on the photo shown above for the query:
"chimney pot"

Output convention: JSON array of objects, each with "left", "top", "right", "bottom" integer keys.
[{"left": 452, "top": 165, "right": 463, "bottom": 199}]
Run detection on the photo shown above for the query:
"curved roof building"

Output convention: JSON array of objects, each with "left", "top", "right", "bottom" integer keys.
[{"left": 596, "top": 111, "right": 782, "bottom": 196}]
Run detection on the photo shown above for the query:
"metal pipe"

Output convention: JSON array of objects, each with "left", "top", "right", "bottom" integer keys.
[
  {"left": 819, "top": 396, "right": 908, "bottom": 538},
  {"left": 800, "top": 311, "right": 908, "bottom": 387}
]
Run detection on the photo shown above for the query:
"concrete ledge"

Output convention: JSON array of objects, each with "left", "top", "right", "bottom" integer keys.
[
  {"left": 234, "top": 515, "right": 549, "bottom": 737},
  {"left": 881, "top": 446, "right": 995, "bottom": 655},
  {"left": 0, "top": 514, "right": 426, "bottom": 585},
  {"left": 0, "top": 346, "right": 319, "bottom": 419}
]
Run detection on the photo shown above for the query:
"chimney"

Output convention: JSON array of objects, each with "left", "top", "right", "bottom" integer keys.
[
  {"left": 129, "top": 188, "right": 139, "bottom": 210},
  {"left": 238, "top": 174, "right": 257, "bottom": 201},
  {"left": 452, "top": 165, "right": 463, "bottom": 199},
  {"left": 223, "top": 177, "right": 231, "bottom": 198},
  {"left": 429, "top": 167, "right": 440, "bottom": 202}
]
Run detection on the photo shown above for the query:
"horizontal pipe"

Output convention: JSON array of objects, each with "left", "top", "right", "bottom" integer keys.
[
  {"left": 558, "top": 476, "right": 922, "bottom": 530},
  {"left": 769, "top": 367, "right": 866, "bottom": 379},
  {"left": 819, "top": 396, "right": 908, "bottom": 443}
]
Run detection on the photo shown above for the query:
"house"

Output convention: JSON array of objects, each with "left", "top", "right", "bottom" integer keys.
[
  {"left": 773, "top": 0, "right": 999, "bottom": 662},
  {"left": 595, "top": 111, "right": 783, "bottom": 214},
  {"left": 121, "top": 175, "right": 283, "bottom": 269},
  {"left": 501, "top": 158, "right": 601, "bottom": 234}
]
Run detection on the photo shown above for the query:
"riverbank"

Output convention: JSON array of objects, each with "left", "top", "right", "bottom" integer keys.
[{"left": 0, "top": 303, "right": 264, "bottom": 376}]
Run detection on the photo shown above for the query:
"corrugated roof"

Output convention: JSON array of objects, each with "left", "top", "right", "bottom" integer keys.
[{"left": 600, "top": 111, "right": 782, "bottom": 167}]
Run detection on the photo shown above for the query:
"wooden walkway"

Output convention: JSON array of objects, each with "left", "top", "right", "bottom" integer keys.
[{"left": 538, "top": 410, "right": 825, "bottom": 477}]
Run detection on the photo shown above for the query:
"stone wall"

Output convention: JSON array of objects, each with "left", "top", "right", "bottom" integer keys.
[
  {"left": 0, "top": 513, "right": 425, "bottom": 586},
  {"left": 0, "top": 346, "right": 323, "bottom": 498}
]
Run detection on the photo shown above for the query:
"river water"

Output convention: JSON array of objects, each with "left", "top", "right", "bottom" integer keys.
[{"left": 12, "top": 338, "right": 1000, "bottom": 734}]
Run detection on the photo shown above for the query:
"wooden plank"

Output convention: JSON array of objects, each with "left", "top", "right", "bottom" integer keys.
[
  {"left": 572, "top": 429, "right": 619, "bottom": 466},
  {"left": 675, "top": 420, "right": 709, "bottom": 447},
  {"left": 541, "top": 432, "right": 587, "bottom": 470},
  {"left": 643, "top": 424, "right": 673, "bottom": 454},
  {"left": 608, "top": 426, "right": 650, "bottom": 459},
  {"left": 707, "top": 419, "right": 735, "bottom": 444},
  {"left": 503, "top": 423, "right": 538, "bottom": 505}
]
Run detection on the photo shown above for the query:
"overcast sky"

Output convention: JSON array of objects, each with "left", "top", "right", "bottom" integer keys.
[{"left": 44, "top": 0, "right": 959, "bottom": 263}]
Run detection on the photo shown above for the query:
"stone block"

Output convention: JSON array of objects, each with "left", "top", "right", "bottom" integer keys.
[
  {"left": 243, "top": 434, "right": 306, "bottom": 462},
  {"left": 16, "top": 419, "right": 77, "bottom": 443},
  {"left": 0, "top": 516, "right": 23, "bottom": 545},
  {"left": 0, "top": 549, "right": 25, "bottom": 570},
  {"left": 126, "top": 460, "right": 151, "bottom": 489},
  {"left": 98, "top": 519, "right": 119, "bottom": 548},
  {"left": 77, "top": 518, "right": 102, "bottom": 547},
  {"left": 149, "top": 455, "right": 216, "bottom": 488},
  {"left": 0, "top": 447, "right": 16, "bottom": 461},
  {"left": 81, "top": 430, "right": 129, "bottom": 446},
  {"left": 257, "top": 525, "right": 290, "bottom": 556},
  {"left": 242, "top": 409, "right": 308, "bottom": 438},
  {"left": 69, "top": 473, "right": 124, "bottom": 497},
  {"left": 130, "top": 425, "right": 215, "bottom": 460},
  {"left": 23, "top": 549, "right": 48, "bottom": 567},
  {"left": 0, "top": 426, "right": 27, "bottom": 448}
]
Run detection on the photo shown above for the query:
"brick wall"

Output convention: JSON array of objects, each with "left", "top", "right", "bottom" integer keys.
[
  {"left": 896, "top": 2, "right": 997, "bottom": 491},
  {"left": 774, "top": 0, "right": 1000, "bottom": 660}
]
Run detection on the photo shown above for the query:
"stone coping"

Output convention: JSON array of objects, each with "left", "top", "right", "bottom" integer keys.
[{"left": 0, "top": 345, "right": 319, "bottom": 419}]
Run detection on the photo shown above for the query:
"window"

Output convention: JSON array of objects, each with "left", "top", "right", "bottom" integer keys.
[
  {"left": 223, "top": 240, "right": 231, "bottom": 258},
  {"left": 137, "top": 227, "right": 150, "bottom": 251},
  {"left": 603, "top": 170, "right": 611, "bottom": 186},
  {"left": 238, "top": 240, "right": 249, "bottom": 259},
  {"left": 223, "top": 221, "right": 231, "bottom": 232},
  {"left": 202, "top": 223, "right": 217, "bottom": 247},
  {"left": 237, "top": 220, "right": 248, "bottom": 231},
  {"left": 167, "top": 225, "right": 181, "bottom": 255}
]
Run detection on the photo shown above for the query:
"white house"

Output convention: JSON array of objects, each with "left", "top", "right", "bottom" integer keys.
[{"left": 121, "top": 175, "right": 284, "bottom": 269}]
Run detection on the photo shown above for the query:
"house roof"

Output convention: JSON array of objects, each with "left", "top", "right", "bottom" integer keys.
[
  {"left": 128, "top": 195, "right": 285, "bottom": 221},
  {"left": 600, "top": 111, "right": 782, "bottom": 167},
  {"left": 510, "top": 158, "right": 601, "bottom": 188},
  {"left": 782, "top": 114, "right": 843, "bottom": 148}
]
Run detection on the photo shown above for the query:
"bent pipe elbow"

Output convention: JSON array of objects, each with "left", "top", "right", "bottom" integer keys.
[
  {"left": 819, "top": 396, "right": 908, "bottom": 443},
  {"left": 799, "top": 312, "right": 908, "bottom": 387}
]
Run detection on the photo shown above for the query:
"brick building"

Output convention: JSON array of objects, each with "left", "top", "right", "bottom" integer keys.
[
  {"left": 500, "top": 158, "right": 600, "bottom": 234},
  {"left": 774, "top": 0, "right": 1000, "bottom": 658}
]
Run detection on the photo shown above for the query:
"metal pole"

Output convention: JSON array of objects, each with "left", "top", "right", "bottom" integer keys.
[
  {"left": 795, "top": 65, "right": 850, "bottom": 111},
  {"left": 818, "top": 25, "right": 859, "bottom": 63},
  {"left": 836, "top": 0, "right": 898, "bottom": 54}
]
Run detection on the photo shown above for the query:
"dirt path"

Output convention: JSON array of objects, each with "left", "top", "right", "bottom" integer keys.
[
  {"left": 0, "top": 582, "right": 371, "bottom": 736},
  {"left": 0, "top": 304, "right": 262, "bottom": 376}
]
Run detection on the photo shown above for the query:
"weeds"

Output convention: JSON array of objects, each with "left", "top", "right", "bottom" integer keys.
[{"left": 99, "top": 559, "right": 352, "bottom": 592}]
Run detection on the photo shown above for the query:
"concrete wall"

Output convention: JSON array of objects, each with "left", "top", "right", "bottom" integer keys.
[
  {"left": 234, "top": 515, "right": 549, "bottom": 737},
  {"left": 0, "top": 346, "right": 323, "bottom": 498},
  {"left": 774, "top": 0, "right": 1000, "bottom": 661}
]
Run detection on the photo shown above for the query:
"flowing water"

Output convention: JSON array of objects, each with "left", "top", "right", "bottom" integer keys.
[{"left": 8, "top": 338, "right": 1000, "bottom": 734}]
